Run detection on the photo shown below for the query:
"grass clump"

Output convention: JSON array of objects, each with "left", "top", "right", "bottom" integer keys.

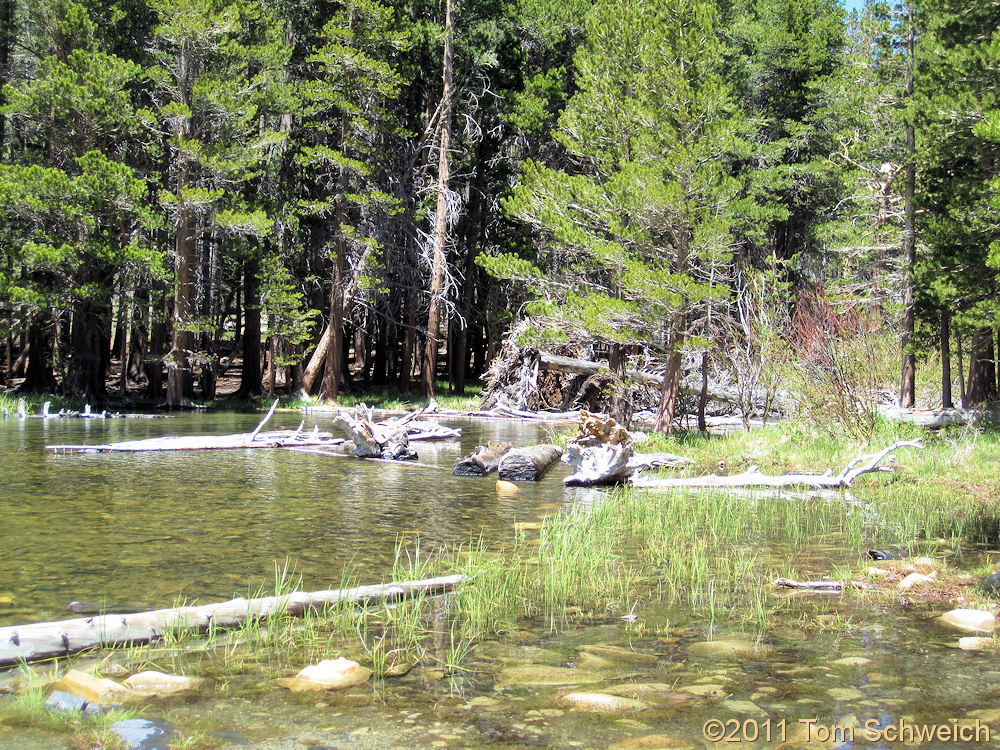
[{"left": 0, "top": 688, "right": 139, "bottom": 745}]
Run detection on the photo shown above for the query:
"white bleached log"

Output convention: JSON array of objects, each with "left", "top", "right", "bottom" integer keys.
[
  {"left": 0, "top": 574, "right": 464, "bottom": 667},
  {"left": 632, "top": 439, "right": 922, "bottom": 491}
]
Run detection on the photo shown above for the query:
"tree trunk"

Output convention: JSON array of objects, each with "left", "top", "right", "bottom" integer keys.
[
  {"left": 166, "top": 197, "right": 196, "bottom": 407},
  {"left": 698, "top": 351, "right": 709, "bottom": 432},
  {"left": 399, "top": 279, "right": 418, "bottom": 393},
  {"left": 607, "top": 343, "right": 631, "bottom": 425},
  {"left": 965, "top": 327, "right": 997, "bottom": 406},
  {"left": 956, "top": 327, "right": 967, "bottom": 408},
  {"left": 65, "top": 295, "right": 108, "bottom": 403},
  {"left": 20, "top": 319, "right": 58, "bottom": 393},
  {"left": 323, "top": 267, "right": 346, "bottom": 402},
  {"left": 0, "top": 0, "right": 11, "bottom": 162},
  {"left": 238, "top": 255, "right": 263, "bottom": 398},
  {"left": 899, "top": 9, "right": 916, "bottom": 409},
  {"left": 454, "top": 150, "right": 486, "bottom": 396},
  {"left": 453, "top": 443, "right": 512, "bottom": 476},
  {"left": 941, "top": 310, "right": 953, "bottom": 409},
  {"left": 421, "top": 0, "right": 454, "bottom": 400},
  {"left": 653, "top": 228, "right": 690, "bottom": 434}
]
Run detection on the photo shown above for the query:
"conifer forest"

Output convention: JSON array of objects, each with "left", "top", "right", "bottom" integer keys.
[{"left": 1, "top": 0, "right": 997, "bottom": 429}]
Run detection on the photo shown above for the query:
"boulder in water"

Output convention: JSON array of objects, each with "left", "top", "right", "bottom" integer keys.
[{"left": 938, "top": 609, "right": 996, "bottom": 634}]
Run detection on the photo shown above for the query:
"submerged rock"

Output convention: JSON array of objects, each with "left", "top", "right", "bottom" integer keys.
[
  {"left": 577, "top": 644, "right": 659, "bottom": 665},
  {"left": 123, "top": 671, "right": 202, "bottom": 695},
  {"left": 938, "top": 609, "right": 997, "bottom": 634},
  {"left": 609, "top": 734, "right": 695, "bottom": 750},
  {"left": 602, "top": 683, "right": 691, "bottom": 705},
  {"left": 687, "top": 639, "right": 773, "bottom": 660},
  {"left": 275, "top": 657, "right": 372, "bottom": 692},
  {"left": 720, "top": 699, "right": 768, "bottom": 718},
  {"left": 897, "top": 572, "right": 934, "bottom": 590},
  {"left": 50, "top": 669, "right": 139, "bottom": 705},
  {"left": 110, "top": 718, "right": 178, "bottom": 750},
  {"left": 677, "top": 683, "right": 727, "bottom": 698},
  {"left": 44, "top": 689, "right": 102, "bottom": 717},
  {"left": 980, "top": 570, "right": 1000, "bottom": 594},
  {"left": 958, "top": 636, "right": 997, "bottom": 651},
  {"left": 560, "top": 691, "right": 651, "bottom": 711},
  {"left": 496, "top": 665, "right": 604, "bottom": 688},
  {"left": 830, "top": 656, "right": 871, "bottom": 668}
]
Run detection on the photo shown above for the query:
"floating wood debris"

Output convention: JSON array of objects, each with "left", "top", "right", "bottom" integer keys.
[
  {"left": 632, "top": 439, "right": 922, "bottom": 491},
  {"left": 332, "top": 401, "right": 461, "bottom": 460},
  {"left": 5, "top": 398, "right": 165, "bottom": 421},
  {"left": 47, "top": 399, "right": 340, "bottom": 453},
  {"left": 0, "top": 574, "right": 464, "bottom": 667},
  {"left": 498, "top": 444, "right": 563, "bottom": 481},
  {"left": 453, "top": 443, "right": 512, "bottom": 476},
  {"left": 772, "top": 578, "right": 869, "bottom": 592},
  {"left": 562, "top": 412, "right": 693, "bottom": 485}
]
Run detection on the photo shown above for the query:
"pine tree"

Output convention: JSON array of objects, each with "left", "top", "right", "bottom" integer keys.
[
  {"left": 914, "top": 0, "right": 1000, "bottom": 405},
  {"left": 486, "top": 0, "right": 751, "bottom": 432}
]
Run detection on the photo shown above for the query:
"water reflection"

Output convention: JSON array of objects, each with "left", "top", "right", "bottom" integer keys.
[{"left": 0, "top": 413, "right": 579, "bottom": 625}]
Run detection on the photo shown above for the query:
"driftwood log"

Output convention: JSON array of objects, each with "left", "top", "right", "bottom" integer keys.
[
  {"left": 48, "top": 400, "right": 344, "bottom": 453},
  {"left": 498, "top": 444, "right": 563, "bottom": 481},
  {"left": 0, "top": 574, "right": 464, "bottom": 668},
  {"left": 453, "top": 443, "right": 512, "bottom": 476},
  {"left": 537, "top": 353, "right": 793, "bottom": 413},
  {"left": 632, "top": 439, "right": 922, "bottom": 491},
  {"left": 562, "top": 412, "right": 694, "bottom": 485},
  {"left": 772, "top": 578, "right": 869, "bottom": 592},
  {"left": 332, "top": 402, "right": 461, "bottom": 460}
]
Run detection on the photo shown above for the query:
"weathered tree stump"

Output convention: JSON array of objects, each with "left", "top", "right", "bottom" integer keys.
[
  {"left": 498, "top": 444, "right": 563, "bottom": 481},
  {"left": 453, "top": 443, "right": 513, "bottom": 476}
]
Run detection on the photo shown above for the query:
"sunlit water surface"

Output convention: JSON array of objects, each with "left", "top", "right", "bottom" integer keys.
[{"left": 2, "top": 412, "right": 1000, "bottom": 749}]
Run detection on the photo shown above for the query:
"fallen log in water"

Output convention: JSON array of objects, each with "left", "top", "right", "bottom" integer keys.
[
  {"left": 631, "top": 439, "right": 922, "bottom": 491},
  {"left": 48, "top": 430, "right": 344, "bottom": 453},
  {"left": 560, "top": 412, "right": 695, "bottom": 485},
  {"left": 498, "top": 444, "right": 563, "bottom": 481},
  {"left": 47, "top": 400, "right": 345, "bottom": 453},
  {"left": 0, "top": 574, "right": 464, "bottom": 668},
  {"left": 772, "top": 577, "right": 869, "bottom": 592},
  {"left": 332, "top": 402, "right": 461, "bottom": 460},
  {"left": 284, "top": 446, "right": 448, "bottom": 470},
  {"left": 453, "top": 443, "right": 512, "bottom": 476}
]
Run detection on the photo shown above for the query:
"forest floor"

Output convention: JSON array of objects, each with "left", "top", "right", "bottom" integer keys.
[{"left": 2, "top": 354, "right": 485, "bottom": 413}]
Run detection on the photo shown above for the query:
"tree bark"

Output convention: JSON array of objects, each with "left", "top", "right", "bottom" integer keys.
[
  {"left": 65, "top": 294, "right": 108, "bottom": 403},
  {"left": 238, "top": 255, "right": 263, "bottom": 398},
  {"left": 941, "top": 310, "right": 953, "bottom": 409},
  {"left": 0, "top": 575, "right": 464, "bottom": 668},
  {"left": 966, "top": 327, "right": 997, "bottom": 406},
  {"left": 899, "top": 8, "right": 916, "bottom": 409},
  {"left": 497, "top": 444, "right": 563, "bottom": 481},
  {"left": 453, "top": 443, "right": 512, "bottom": 476},
  {"left": 697, "top": 351, "right": 709, "bottom": 432},
  {"left": 20, "top": 319, "right": 58, "bottom": 393},
  {"left": 421, "top": 0, "right": 454, "bottom": 399},
  {"left": 166, "top": 191, "right": 196, "bottom": 407}
]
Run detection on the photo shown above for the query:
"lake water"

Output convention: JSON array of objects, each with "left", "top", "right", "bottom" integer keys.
[
  {"left": 2, "top": 412, "right": 1000, "bottom": 749},
  {"left": 0, "top": 411, "right": 581, "bottom": 625}
]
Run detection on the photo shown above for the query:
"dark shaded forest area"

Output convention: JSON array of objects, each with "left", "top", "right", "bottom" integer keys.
[{"left": 0, "top": 0, "right": 998, "bottom": 430}]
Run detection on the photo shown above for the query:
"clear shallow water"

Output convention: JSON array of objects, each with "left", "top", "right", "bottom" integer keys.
[
  {"left": 2, "top": 413, "right": 1000, "bottom": 749},
  {"left": 0, "top": 411, "right": 580, "bottom": 625}
]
